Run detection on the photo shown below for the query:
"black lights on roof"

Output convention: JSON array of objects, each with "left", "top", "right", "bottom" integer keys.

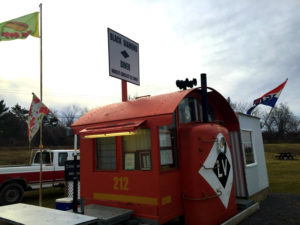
[{"left": 176, "top": 78, "right": 197, "bottom": 90}]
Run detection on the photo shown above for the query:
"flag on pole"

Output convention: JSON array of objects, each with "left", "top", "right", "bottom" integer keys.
[
  {"left": 247, "top": 79, "right": 288, "bottom": 115},
  {"left": 27, "top": 93, "right": 50, "bottom": 143},
  {"left": 0, "top": 12, "right": 39, "bottom": 41}
]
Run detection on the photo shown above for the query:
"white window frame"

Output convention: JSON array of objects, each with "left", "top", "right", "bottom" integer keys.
[{"left": 241, "top": 129, "right": 257, "bottom": 167}]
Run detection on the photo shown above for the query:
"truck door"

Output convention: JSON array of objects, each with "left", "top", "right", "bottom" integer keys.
[
  {"left": 43, "top": 152, "right": 54, "bottom": 184},
  {"left": 32, "top": 151, "right": 55, "bottom": 185},
  {"left": 54, "top": 152, "right": 68, "bottom": 183}
]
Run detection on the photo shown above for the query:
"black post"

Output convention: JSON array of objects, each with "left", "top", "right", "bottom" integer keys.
[
  {"left": 73, "top": 153, "right": 78, "bottom": 213},
  {"left": 201, "top": 73, "right": 209, "bottom": 123}
]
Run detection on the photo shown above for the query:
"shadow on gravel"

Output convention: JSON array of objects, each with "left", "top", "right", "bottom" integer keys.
[{"left": 240, "top": 192, "right": 300, "bottom": 225}]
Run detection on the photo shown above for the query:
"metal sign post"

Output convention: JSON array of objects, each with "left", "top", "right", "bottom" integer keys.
[
  {"left": 72, "top": 152, "right": 78, "bottom": 213},
  {"left": 122, "top": 80, "right": 128, "bottom": 102},
  {"left": 39, "top": 3, "right": 43, "bottom": 207}
]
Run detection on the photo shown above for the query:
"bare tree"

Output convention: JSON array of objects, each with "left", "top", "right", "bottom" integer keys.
[
  {"left": 60, "top": 105, "right": 88, "bottom": 127},
  {"left": 128, "top": 93, "right": 139, "bottom": 101},
  {"left": 263, "top": 103, "right": 300, "bottom": 136},
  {"left": 227, "top": 97, "right": 264, "bottom": 117}
]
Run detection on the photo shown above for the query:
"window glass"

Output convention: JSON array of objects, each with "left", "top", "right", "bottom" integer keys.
[
  {"left": 34, "top": 152, "right": 53, "bottom": 164},
  {"left": 178, "top": 98, "right": 199, "bottom": 123},
  {"left": 241, "top": 130, "right": 255, "bottom": 165},
  {"left": 207, "top": 105, "right": 216, "bottom": 122},
  {"left": 96, "top": 137, "right": 116, "bottom": 170},
  {"left": 58, "top": 152, "right": 68, "bottom": 166},
  {"left": 159, "top": 112, "right": 178, "bottom": 170},
  {"left": 199, "top": 104, "right": 216, "bottom": 122},
  {"left": 123, "top": 128, "right": 151, "bottom": 170}
]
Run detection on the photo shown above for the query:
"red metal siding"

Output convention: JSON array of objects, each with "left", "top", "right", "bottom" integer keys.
[
  {"left": 80, "top": 128, "right": 163, "bottom": 221},
  {"left": 179, "top": 124, "right": 237, "bottom": 225}
]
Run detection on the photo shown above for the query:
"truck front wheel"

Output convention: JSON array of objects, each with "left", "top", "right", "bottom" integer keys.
[{"left": 0, "top": 183, "right": 24, "bottom": 205}]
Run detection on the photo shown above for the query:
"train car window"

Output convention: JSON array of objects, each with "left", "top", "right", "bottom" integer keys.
[
  {"left": 179, "top": 98, "right": 199, "bottom": 124},
  {"left": 159, "top": 112, "right": 178, "bottom": 170},
  {"left": 208, "top": 104, "right": 216, "bottom": 122},
  {"left": 199, "top": 104, "right": 216, "bottom": 122},
  {"left": 96, "top": 137, "right": 116, "bottom": 170},
  {"left": 123, "top": 128, "right": 151, "bottom": 170}
]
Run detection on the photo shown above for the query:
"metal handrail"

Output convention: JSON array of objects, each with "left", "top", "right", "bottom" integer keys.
[
  {"left": 198, "top": 137, "right": 216, "bottom": 143},
  {"left": 201, "top": 162, "right": 219, "bottom": 170},
  {"left": 182, "top": 189, "right": 222, "bottom": 201}
]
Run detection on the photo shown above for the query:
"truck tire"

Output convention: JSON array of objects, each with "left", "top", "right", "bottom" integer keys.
[{"left": 0, "top": 183, "right": 24, "bottom": 205}]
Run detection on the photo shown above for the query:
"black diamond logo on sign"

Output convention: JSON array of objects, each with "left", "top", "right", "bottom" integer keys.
[
  {"left": 121, "top": 50, "right": 129, "bottom": 58},
  {"left": 213, "top": 153, "right": 231, "bottom": 188}
]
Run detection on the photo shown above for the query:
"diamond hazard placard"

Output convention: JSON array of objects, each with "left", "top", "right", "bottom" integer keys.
[{"left": 199, "top": 133, "right": 233, "bottom": 208}]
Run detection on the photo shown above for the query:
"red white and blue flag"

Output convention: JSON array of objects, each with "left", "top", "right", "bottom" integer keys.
[{"left": 247, "top": 79, "right": 288, "bottom": 115}]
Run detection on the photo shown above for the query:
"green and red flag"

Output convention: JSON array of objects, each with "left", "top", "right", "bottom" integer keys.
[
  {"left": 0, "top": 12, "right": 39, "bottom": 41},
  {"left": 27, "top": 93, "right": 50, "bottom": 143}
]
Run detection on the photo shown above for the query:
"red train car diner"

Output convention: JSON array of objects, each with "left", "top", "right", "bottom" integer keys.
[{"left": 71, "top": 80, "right": 240, "bottom": 225}]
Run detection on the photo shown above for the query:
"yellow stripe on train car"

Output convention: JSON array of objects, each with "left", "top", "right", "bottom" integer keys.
[{"left": 93, "top": 193, "right": 158, "bottom": 206}]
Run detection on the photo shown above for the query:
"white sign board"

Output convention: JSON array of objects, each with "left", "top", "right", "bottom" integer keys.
[{"left": 108, "top": 28, "right": 140, "bottom": 85}]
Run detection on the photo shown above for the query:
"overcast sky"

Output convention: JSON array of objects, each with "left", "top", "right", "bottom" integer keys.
[{"left": 1, "top": 0, "right": 300, "bottom": 117}]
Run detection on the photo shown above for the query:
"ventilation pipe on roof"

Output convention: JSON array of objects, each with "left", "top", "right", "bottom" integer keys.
[{"left": 201, "top": 73, "right": 209, "bottom": 123}]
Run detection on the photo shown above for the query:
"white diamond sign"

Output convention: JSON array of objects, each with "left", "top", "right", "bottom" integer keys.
[{"left": 198, "top": 133, "right": 233, "bottom": 208}]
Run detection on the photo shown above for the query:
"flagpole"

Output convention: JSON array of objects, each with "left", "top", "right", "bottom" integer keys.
[
  {"left": 39, "top": 2, "right": 43, "bottom": 207},
  {"left": 263, "top": 106, "right": 275, "bottom": 129}
]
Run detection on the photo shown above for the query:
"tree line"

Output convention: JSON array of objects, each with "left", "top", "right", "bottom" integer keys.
[
  {"left": 0, "top": 99, "right": 87, "bottom": 147},
  {"left": 1, "top": 97, "right": 299, "bottom": 147}
]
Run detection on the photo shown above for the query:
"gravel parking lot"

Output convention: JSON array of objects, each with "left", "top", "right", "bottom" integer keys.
[{"left": 240, "top": 192, "right": 300, "bottom": 225}]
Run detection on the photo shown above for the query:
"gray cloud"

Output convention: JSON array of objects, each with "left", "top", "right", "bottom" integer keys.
[
  {"left": 170, "top": 0, "right": 300, "bottom": 116},
  {"left": 1, "top": 0, "right": 299, "bottom": 117}
]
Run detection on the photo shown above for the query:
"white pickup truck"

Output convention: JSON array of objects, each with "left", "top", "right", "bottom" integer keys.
[{"left": 0, "top": 149, "right": 79, "bottom": 205}]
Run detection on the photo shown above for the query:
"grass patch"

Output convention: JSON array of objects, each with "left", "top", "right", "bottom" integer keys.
[
  {"left": 264, "top": 143, "right": 300, "bottom": 155},
  {"left": 0, "top": 148, "right": 32, "bottom": 165},
  {"left": 22, "top": 187, "right": 65, "bottom": 208},
  {"left": 265, "top": 151, "right": 300, "bottom": 194}
]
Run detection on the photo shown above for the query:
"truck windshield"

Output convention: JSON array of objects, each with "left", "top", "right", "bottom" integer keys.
[{"left": 34, "top": 152, "right": 53, "bottom": 164}]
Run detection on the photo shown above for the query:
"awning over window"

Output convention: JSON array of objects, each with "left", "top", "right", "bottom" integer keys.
[{"left": 79, "top": 119, "right": 145, "bottom": 138}]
